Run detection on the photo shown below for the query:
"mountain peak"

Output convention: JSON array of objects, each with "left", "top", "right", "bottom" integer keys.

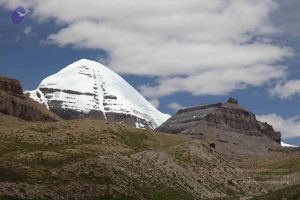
[
  {"left": 74, "top": 58, "right": 104, "bottom": 67},
  {"left": 27, "top": 60, "right": 170, "bottom": 129}
]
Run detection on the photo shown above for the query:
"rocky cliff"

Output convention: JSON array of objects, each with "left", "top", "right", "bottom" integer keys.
[
  {"left": 0, "top": 77, "right": 23, "bottom": 95},
  {"left": 0, "top": 76, "right": 59, "bottom": 121},
  {"left": 156, "top": 98, "right": 281, "bottom": 158}
]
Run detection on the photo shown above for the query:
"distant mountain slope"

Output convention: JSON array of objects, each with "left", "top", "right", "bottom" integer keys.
[
  {"left": 156, "top": 98, "right": 281, "bottom": 158},
  {"left": 0, "top": 76, "right": 59, "bottom": 121},
  {"left": 26, "top": 59, "right": 170, "bottom": 129}
]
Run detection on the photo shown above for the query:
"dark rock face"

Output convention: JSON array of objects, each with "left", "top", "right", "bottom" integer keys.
[
  {"left": 38, "top": 87, "right": 155, "bottom": 129},
  {"left": 48, "top": 107, "right": 106, "bottom": 121},
  {"left": 227, "top": 97, "right": 238, "bottom": 104},
  {"left": 156, "top": 98, "right": 281, "bottom": 158},
  {"left": 157, "top": 99, "right": 281, "bottom": 144},
  {"left": 203, "top": 105, "right": 281, "bottom": 143},
  {"left": 106, "top": 112, "right": 154, "bottom": 129},
  {"left": 0, "top": 77, "right": 59, "bottom": 121},
  {"left": 38, "top": 87, "right": 107, "bottom": 120},
  {"left": 38, "top": 88, "right": 105, "bottom": 121},
  {"left": 40, "top": 88, "right": 96, "bottom": 97},
  {"left": 0, "top": 77, "right": 23, "bottom": 96}
]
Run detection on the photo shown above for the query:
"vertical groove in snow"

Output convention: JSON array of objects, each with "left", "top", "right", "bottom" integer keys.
[{"left": 92, "top": 68, "right": 107, "bottom": 120}]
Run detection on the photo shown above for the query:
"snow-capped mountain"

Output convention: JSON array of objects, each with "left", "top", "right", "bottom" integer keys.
[
  {"left": 281, "top": 142, "right": 298, "bottom": 148},
  {"left": 26, "top": 59, "right": 170, "bottom": 129}
]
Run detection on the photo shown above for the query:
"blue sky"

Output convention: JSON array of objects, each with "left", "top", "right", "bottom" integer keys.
[{"left": 0, "top": 0, "right": 299, "bottom": 145}]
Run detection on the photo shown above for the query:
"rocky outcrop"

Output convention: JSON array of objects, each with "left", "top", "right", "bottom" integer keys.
[
  {"left": 203, "top": 102, "right": 281, "bottom": 144},
  {"left": 0, "top": 77, "right": 23, "bottom": 95},
  {"left": 0, "top": 76, "right": 60, "bottom": 121},
  {"left": 156, "top": 98, "right": 281, "bottom": 158}
]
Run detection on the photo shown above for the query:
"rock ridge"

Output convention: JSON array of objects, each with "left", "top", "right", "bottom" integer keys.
[
  {"left": 156, "top": 97, "right": 281, "bottom": 157},
  {"left": 158, "top": 98, "right": 281, "bottom": 144},
  {"left": 0, "top": 76, "right": 60, "bottom": 121}
]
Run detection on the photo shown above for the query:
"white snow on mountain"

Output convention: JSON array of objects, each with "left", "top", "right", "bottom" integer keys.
[
  {"left": 26, "top": 59, "right": 170, "bottom": 128},
  {"left": 26, "top": 88, "right": 49, "bottom": 109},
  {"left": 281, "top": 142, "right": 298, "bottom": 148}
]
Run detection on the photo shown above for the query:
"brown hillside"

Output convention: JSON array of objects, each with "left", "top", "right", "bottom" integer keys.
[{"left": 0, "top": 76, "right": 60, "bottom": 122}]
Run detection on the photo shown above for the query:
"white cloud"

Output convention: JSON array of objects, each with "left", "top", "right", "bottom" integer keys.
[
  {"left": 257, "top": 114, "right": 300, "bottom": 139},
  {"left": 0, "top": 0, "right": 293, "bottom": 97},
  {"left": 149, "top": 99, "right": 160, "bottom": 109},
  {"left": 269, "top": 80, "right": 300, "bottom": 99},
  {"left": 167, "top": 102, "right": 184, "bottom": 112},
  {"left": 281, "top": 142, "right": 298, "bottom": 148},
  {"left": 23, "top": 26, "right": 32, "bottom": 35},
  {"left": 140, "top": 65, "right": 286, "bottom": 98}
]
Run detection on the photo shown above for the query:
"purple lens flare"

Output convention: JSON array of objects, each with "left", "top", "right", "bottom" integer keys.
[{"left": 11, "top": 6, "right": 29, "bottom": 24}]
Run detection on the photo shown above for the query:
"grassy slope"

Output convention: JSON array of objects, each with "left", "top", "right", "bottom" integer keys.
[
  {"left": 0, "top": 114, "right": 299, "bottom": 199},
  {"left": 251, "top": 184, "right": 300, "bottom": 200},
  {"left": 240, "top": 151, "right": 300, "bottom": 186},
  {"left": 238, "top": 150, "right": 300, "bottom": 200},
  {"left": 0, "top": 115, "right": 195, "bottom": 199}
]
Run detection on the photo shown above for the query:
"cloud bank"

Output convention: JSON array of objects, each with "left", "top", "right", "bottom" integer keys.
[
  {"left": 167, "top": 102, "right": 185, "bottom": 112},
  {"left": 0, "top": 0, "right": 293, "bottom": 98},
  {"left": 257, "top": 114, "right": 300, "bottom": 139},
  {"left": 269, "top": 80, "right": 300, "bottom": 99}
]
